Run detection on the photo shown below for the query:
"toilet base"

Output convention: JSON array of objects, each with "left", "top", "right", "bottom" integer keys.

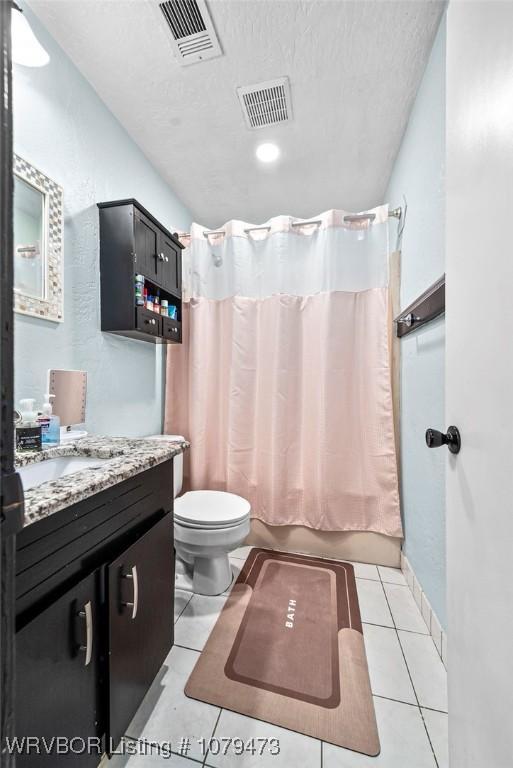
[{"left": 192, "top": 553, "right": 233, "bottom": 596}]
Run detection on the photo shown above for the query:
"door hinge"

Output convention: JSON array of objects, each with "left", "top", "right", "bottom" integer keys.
[{"left": 1, "top": 471, "right": 25, "bottom": 535}]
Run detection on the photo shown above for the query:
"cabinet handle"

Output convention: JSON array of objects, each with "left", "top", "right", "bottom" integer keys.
[
  {"left": 165, "top": 256, "right": 169, "bottom": 262},
  {"left": 122, "top": 565, "right": 139, "bottom": 620},
  {"left": 158, "top": 253, "right": 165, "bottom": 261},
  {"left": 78, "top": 601, "right": 93, "bottom": 667}
]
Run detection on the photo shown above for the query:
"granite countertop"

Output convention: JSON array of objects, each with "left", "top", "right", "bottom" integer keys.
[{"left": 16, "top": 436, "right": 189, "bottom": 528}]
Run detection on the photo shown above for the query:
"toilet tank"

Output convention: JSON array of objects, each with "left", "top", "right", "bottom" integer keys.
[{"left": 147, "top": 435, "right": 184, "bottom": 498}]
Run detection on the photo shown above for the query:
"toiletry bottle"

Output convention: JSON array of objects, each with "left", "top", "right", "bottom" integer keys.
[
  {"left": 16, "top": 398, "right": 42, "bottom": 451},
  {"left": 39, "top": 393, "right": 60, "bottom": 446},
  {"left": 135, "top": 274, "right": 145, "bottom": 306},
  {"left": 36, "top": 405, "right": 51, "bottom": 440}
]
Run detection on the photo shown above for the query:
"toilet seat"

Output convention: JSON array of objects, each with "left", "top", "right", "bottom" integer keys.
[{"left": 174, "top": 490, "right": 250, "bottom": 530}]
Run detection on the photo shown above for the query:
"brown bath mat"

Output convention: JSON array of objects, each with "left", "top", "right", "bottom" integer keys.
[{"left": 185, "top": 548, "right": 380, "bottom": 756}]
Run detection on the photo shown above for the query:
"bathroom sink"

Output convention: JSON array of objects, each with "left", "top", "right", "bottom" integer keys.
[{"left": 17, "top": 456, "right": 111, "bottom": 491}]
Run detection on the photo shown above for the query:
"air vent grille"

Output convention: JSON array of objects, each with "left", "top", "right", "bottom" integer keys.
[
  {"left": 159, "top": 0, "right": 222, "bottom": 65},
  {"left": 237, "top": 78, "right": 292, "bottom": 129},
  {"left": 160, "top": 0, "right": 206, "bottom": 39}
]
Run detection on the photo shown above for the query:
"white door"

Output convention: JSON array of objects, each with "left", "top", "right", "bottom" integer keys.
[{"left": 446, "top": 2, "right": 513, "bottom": 766}]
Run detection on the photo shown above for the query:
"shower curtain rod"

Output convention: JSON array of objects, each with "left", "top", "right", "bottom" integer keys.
[{"left": 177, "top": 207, "right": 402, "bottom": 239}]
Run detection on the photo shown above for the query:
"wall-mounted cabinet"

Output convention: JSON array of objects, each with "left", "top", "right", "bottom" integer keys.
[{"left": 98, "top": 199, "right": 184, "bottom": 343}]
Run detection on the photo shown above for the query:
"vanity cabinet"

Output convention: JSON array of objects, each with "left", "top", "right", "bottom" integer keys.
[
  {"left": 16, "top": 572, "right": 101, "bottom": 767},
  {"left": 98, "top": 198, "right": 184, "bottom": 344},
  {"left": 15, "top": 462, "right": 176, "bottom": 764},
  {"left": 108, "top": 513, "right": 174, "bottom": 747}
]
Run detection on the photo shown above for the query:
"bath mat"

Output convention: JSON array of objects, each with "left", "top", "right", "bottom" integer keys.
[{"left": 185, "top": 548, "right": 380, "bottom": 755}]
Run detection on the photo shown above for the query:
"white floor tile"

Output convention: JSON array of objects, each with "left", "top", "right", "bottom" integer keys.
[
  {"left": 422, "top": 709, "right": 449, "bottom": 768},
  {"left": 363, "top": 624, "right": 416, "bottom": 704},
  {"left": 378, "top": 566, "right": 407, "bottom": 586},
  {"left": 322, "top": 697, "right": 437, "bottom": 768},
  {"left": 230, "top": 546, "right": 253, "bottom": 561},
  {"left": 398, "top": 631, "right": 448, "bottom": 712},
  {"left": 356, "top": 579, "right": 394, "bottom": 627},
  {"left": 126, "top": 645, "right": 221, "bottom": 763},
  {"left": 403, "top": 566, "right": 414, "bottom": 590},
  {"left": 206, "top": 709, "right": 321, "bottom": 768},
  {"left": 175, "top": 589, "right": 193, "bottom": 622},
  {"left": 350, "top": 562, "right": 380, "bottom": 581},
  {"left": 383, "top": 583, "right": 429, "bottom": 634},
  {"left": 108, "top": 737, "right": 200, "bottom": 767},
  {"left": 174, "top": 593, "right": 227, "bottom": 651}
]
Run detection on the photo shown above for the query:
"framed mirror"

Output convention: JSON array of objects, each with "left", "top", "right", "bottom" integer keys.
[{"left": 13, "top": 154, "right": 63, "bottom": 322}]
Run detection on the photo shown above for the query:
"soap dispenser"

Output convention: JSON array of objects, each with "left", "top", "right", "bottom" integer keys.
[
  {"left": 39, "top": 393, "right": 60, "bottom": 446},
  {"left": 16, "top": 398, "right": 42, "bottom": 451}
]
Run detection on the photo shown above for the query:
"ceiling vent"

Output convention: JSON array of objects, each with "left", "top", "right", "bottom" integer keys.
[
  {"left": 159, "top": 0, "right": 222, "bottom": 65},
  {"left": 237, "top": 77, "right": 292, "bottom": 130}
]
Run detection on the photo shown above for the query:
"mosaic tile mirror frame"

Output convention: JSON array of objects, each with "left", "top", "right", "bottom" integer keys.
[{"left": 13, "top": 154, "right": 63, "bottom": 322}]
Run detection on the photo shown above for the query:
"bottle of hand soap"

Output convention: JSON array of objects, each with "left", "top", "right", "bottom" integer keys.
[{"left": 39, "top": 393, "right": 60, "bottom": 446}]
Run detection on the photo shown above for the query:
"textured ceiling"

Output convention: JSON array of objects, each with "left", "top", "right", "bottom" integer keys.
[{"left": 28, "top": 0, "right": 445, "bottom": 228}]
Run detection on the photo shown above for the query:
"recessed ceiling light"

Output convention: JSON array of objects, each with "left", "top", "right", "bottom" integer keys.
[{"left": 256, "top": 143, "right": 280, "bottom": 163}]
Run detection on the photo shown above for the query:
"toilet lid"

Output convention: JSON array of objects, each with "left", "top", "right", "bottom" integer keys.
[{"left": 174, "top": 491, "right": 251, "bottom": 528}]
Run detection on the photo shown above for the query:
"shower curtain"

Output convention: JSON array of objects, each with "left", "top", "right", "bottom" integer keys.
[{"left": 165, "top": 206, "right": 402, "bottom": 537}]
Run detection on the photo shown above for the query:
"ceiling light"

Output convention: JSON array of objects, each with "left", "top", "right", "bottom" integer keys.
[
  {"left": 256, "top": 143, "right": 280, "bottom": 164},
  {"left": 11, "top": 4, "right": 50, "bottom": 68}
]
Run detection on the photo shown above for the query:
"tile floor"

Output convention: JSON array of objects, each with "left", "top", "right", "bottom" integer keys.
[{"left": 107, "top": 547, "right": 448, "bottom": 768}]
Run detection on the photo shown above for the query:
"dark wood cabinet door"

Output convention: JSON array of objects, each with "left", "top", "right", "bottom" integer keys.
[
  {"left": 108, "top": 513, "right": 174, "bottom": 749},
  {"left": 134, "top": 209, "right": 158, "bottom": 280},
  {"left": 158, "top": 231, "right": 182, "bottom": 295},
  {"left": 16, "top": 572, "right": 101, "bottom": 767}
]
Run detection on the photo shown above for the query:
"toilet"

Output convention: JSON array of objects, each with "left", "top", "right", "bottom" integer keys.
[{"left": 148, "top": 435, "right": 251, "bottom": 595}]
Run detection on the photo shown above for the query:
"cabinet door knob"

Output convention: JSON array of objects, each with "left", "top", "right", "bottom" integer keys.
[{"left": 158, "top": 253, "right": 164, "bottom": 261}]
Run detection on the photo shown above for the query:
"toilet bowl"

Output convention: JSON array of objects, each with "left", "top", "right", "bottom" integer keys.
[{"left": 147, "top": 435, "right": 251, "bottom": 595}]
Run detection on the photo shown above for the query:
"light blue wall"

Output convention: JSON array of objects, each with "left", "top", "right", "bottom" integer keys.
[
  {"left": 386, "top": 18, "right": 446, "bottom": 627},
  {"left": 13, "top": 3, "right": 192, "bottom": 437}
]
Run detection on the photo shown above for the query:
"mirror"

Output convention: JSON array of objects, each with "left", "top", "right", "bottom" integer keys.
[
  {"left": 13, "top": 154, "right": 63, "bottom": 322},
  {"left": 14, "top": 175, "right": 45, "bottom": 299},
  {"left": 48, "top": 369, "right": 88, "bottom": 428}
]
